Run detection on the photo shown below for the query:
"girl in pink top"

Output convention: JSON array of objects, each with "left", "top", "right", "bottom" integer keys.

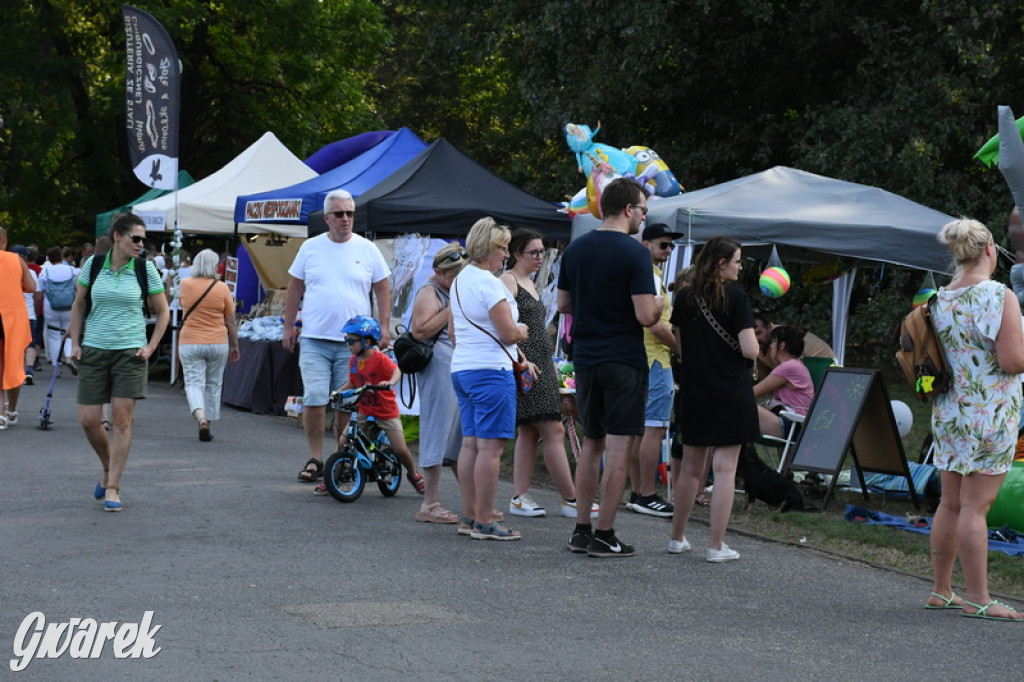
[{"left": 753, "top": 325, "right": 814, "bottom": 437}]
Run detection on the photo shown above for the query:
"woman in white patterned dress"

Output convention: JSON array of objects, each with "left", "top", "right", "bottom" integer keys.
[{"left": 927, "top": 218, "right": 1024, "bottom": 620}]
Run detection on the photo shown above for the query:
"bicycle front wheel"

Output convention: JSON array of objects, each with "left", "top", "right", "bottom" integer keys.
[{"left": 324, "top": 449, "right": 365, "bottom": 502}]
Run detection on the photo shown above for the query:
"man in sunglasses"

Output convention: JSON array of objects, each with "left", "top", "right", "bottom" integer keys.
[
  {"left": 283, "top": 189, "right": 392, "bottom": 485},
  {"left": 625, "top": 222, "right": 683, "bottom": 518}
]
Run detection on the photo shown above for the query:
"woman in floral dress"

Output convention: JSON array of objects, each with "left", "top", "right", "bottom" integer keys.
[{"left": 927, "top": 218, "right": 1024, "bottom": 620}]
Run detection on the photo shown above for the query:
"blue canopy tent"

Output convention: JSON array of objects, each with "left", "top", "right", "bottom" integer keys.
[{"left": 234, "top": 127, "right": 427, "bottom": 235}]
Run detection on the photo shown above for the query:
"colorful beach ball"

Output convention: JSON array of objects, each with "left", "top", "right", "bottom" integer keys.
[
  {"left": 913, "top": 287, "right": 937, "bottom": 309},
  {"left": 759, "top": 266, "right": 791, "bottom": 298}
]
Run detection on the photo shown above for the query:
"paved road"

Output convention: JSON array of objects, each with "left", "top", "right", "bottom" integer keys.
[{"left": 2, "top": 373, "right": 1021, "bottom": 680}]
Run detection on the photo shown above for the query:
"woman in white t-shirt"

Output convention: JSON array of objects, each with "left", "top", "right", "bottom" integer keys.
[
  {"left": 752, "top": 325, "right": 814, "bottom": 437},
  {"left": 450, "top": 217, "right": 529, "bottom": 541}
]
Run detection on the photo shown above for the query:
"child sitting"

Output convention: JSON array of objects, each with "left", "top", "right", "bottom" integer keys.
[
  {"left": 314, "top": 315, "right": 425, "bottom": 496},
  {"left": 753, "top": 325, "right": 814, "bottom": 438}
]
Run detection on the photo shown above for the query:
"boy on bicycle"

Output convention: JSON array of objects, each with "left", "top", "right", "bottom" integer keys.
[{"left": 316, "top": 315, "right": 425, "bottom": 496}]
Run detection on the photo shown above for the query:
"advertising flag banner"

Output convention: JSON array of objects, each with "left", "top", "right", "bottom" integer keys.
[{"left": 121, "top": 4, "right": 180, "bottom": 189}]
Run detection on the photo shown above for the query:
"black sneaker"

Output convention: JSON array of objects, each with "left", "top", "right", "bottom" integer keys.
[
  {"left": 634, "top": 494, "right": 674, "bottom": 518},
  {"left": 567, "top": 526, "right": 592, "bottom": 553},
  {"left": 625, "top": 491, "right": 639, "bottom": 512},
  {"left": 587, "top": 531, "right": 636, "bottom": 558},
  {"left": 23, "top": 374, "right": 33, "bottom": 386}
]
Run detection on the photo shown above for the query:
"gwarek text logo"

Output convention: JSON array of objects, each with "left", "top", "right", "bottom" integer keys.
[{"left": 10, "top": 611, "right": 162, "bottom": 672}]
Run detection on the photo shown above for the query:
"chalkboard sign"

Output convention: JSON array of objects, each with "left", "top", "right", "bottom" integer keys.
[{"left": 786, "top": 367, "right": 918, "bottom": 510}]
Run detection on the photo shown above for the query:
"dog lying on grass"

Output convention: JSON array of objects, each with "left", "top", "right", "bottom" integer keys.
[{"left": 736, "top": 444, "right": 805, "bottom": 512}]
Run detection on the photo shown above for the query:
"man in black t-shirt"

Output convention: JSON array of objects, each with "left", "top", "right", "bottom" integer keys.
[{"left": 557, "top": 178, "right": 662, "bottom": 558}]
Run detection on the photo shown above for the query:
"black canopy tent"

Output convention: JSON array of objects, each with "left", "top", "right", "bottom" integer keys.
[{"left": 353, "top": 138, "right": 570, "bottom": 239}]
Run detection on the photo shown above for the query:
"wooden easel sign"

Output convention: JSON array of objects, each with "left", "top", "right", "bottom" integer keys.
[{"left": 785, "top": 367, "right": 920, "bottom": 510}]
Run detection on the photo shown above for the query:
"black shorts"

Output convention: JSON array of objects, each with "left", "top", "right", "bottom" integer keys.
[{"left": 575, "top": 362, "right": 647, "bottom": 438}]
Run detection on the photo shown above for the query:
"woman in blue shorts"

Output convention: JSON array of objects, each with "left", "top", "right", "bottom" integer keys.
[{"left": 450, "top": 217, "right": 529, "bottom": 541}]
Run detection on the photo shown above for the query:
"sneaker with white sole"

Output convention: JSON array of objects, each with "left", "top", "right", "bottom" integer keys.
[
  {"left": 633, "top": 494, "right": 674, "bottom": 518},
  {"left": 587, "top": 531, "right": 636, "bottom": 558},
  {"left": 625, "top": 491, "right": 639, "bottom": 512},
  {"left": 706, "top": 543, "right": 740, "bottom": 563},
  {"left": 509, "top": 493, "right": 546, "bottom": 517},
  {"left": 560, "top": 499, "right": 600, "bottom": 518},
  {"left": 668, "top": 537, "right": 691, "bottom": 553}
]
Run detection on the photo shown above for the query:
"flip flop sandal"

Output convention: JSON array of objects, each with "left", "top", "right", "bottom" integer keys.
[
  {"left": 407, "top": 472, "right": 426, "bottom": 494},
  {"left": 297, "top": 458, "right": 323, "bottom": 482},
  {"left": 925, "top": 591, "right": 962, "bottom": 610},
  {"left": 415, "top": 503, "right": 458, "bottom": 524},
  {"left": 961, "top": 599, "right": 1024, "bottom": 621}
]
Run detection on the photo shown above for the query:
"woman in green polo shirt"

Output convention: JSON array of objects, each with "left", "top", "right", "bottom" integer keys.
[{"left": 67, "top": 214, "right": 169, "bottom": 512}]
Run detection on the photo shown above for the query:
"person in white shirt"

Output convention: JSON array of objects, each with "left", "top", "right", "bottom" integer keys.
[
  {"left": 284, "top": 189, "right": 392, "bottom": 484},
  {"left": 35, "top": 246, "right": 79, "bottom": 366}
]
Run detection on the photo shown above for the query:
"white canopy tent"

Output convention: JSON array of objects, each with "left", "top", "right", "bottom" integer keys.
[{"left": 133, "top": 131, "right": 316, "bottom": 235}]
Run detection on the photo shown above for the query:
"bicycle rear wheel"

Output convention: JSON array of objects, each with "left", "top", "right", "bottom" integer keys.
[{"left": 376, "top": 449, "right": 402, "bottom": 497}]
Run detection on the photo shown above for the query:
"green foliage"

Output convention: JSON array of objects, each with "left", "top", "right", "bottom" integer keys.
[{"left": 0, "top": 0, "right": 388, "bottom": 246}]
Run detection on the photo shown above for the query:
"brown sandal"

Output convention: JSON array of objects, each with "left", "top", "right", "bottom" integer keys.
[{"left": 415, "top": 503, "right": 458, "bottom": 524}]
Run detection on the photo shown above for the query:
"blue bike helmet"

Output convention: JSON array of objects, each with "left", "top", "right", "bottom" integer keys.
[{"left": 341, "top": 315, "right": 382, "bottom": 346}]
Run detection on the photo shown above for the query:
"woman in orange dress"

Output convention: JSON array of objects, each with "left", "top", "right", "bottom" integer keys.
[{"left": 0, "top": 226, "right": 35, "bottom": 429}]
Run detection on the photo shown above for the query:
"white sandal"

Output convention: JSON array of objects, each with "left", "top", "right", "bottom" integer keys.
[
  {"left": 5, "top": 411, "right": 18, "bottom": 426},
  {"left": 0, "top": 416, "right": 7, "bottom": 431}
]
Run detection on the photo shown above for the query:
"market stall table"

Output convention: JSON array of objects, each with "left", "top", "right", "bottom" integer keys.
[{"left": 222, "top": 338, "right": 303, "bottom": 415}]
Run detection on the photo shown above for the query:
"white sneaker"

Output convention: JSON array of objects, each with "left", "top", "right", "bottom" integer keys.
[
  {"left": 560, "top": 499, "right": 600, "bottom": 519},
  {"left": 706, "top": 543, "right": 740, "bottom": 563},
  {"left": 509, "top": 493, "right": 546, "bottom": 517},
  {"left": 668, "top": 537, "right": 691, "bottom": 554}
]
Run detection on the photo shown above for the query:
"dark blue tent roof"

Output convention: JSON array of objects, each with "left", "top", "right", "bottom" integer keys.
[
  {"left": 235, "top": 127, "right": 426, "bottom": 226},
  {"left": 353, "top": 138, "right": 570, "bottom": 239}
]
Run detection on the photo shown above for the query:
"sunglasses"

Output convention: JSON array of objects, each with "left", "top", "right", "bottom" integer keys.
[
  {"left": 632, "top": 204, "right": 648, "bottom": 216},
  {"left": 329, "top": 210, "right": 355, "bottom": 219},
  {"left": 656, "top": 242, "right": 675, "bottom": 251},
  {"left": 344, "top": 337, "right": 361, "bottom": 345},
  {"left": 130, "top": 235, "right": 146, "bottom": 245},
  {"left": 440, "top": 250, "right": 468, "bottom": 264}
]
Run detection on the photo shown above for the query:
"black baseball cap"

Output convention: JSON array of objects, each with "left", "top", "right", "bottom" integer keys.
[{"left": 642, "top": 223, "right": 683, "bottom": 242}]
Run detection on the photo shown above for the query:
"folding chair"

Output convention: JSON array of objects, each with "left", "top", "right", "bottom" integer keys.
[{"left": 757, "top": 409, "right": 805, "bottom": 473}]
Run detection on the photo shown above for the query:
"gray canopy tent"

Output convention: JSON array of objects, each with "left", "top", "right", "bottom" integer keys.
[{"left": 574, "top": 166, "right": 957, "bottom": 363}]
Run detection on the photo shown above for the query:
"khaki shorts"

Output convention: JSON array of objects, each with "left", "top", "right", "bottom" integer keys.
[
  {"left": 77, "top": 346, "right": 149, "bottom": 405},
  {"left": 356, "top": 414, "right": 403, "bottom": 435}
]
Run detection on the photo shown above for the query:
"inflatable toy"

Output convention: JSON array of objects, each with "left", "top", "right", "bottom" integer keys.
[
  {"left": 566, "top": 187, "right": 590, "bottom": 216},
  {"left": 988, "top": 461, "right": 1024, "bottom": 532},
  {"left": 585, "top": 162, "right": 623, "bottom": 218},
  {"left": 759, "top": 266, "right": 791, "bottom": 298},
  {"left": 564, "top": 122, "right": 636, "bottom": 178},
  {"left": 913, "top": 287, "right": 937, "bottom": 309},
  {"left": 623, "top": 145, "right": 681, "bottom": 197},
  {"left": 889, "top": 400, "right": 912, "bottom": 438}
]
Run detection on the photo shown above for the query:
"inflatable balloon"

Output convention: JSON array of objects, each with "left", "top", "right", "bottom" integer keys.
[
  {"left": 564, "top": 122, "right": 636, "bottom": 178},
  {"left": 889, "top": 400, "right": 913, "bottom": 438},
  {"left": 585, "top": 162, "right": 622, "bottom": 218},
  {"left": 566, "top": 187, "right": 590, "bottom": 216},
  {"left": 759, "top": 266, "right": 791, "bottom": 298},
  {"left": 913, "top": 287, "right": 937, "bottom": 309},
  {"left": 802, "top": 261, "right": 852, "bottom": 285},
  {"left": 623, "top": 145, "right": 682, "bottom": 197}
]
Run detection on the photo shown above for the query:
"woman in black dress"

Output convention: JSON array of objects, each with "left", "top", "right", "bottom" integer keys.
[
  {"left": 668, "top": 236, "right": 759, "bottom": 562},
  {"left": 499, "top": 229, "right": 593, "bottom": 519}
]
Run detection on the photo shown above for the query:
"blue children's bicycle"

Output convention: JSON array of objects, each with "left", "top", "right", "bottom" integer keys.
[{"left": 322, "top": 384, "right": 402, "bottom": 503}]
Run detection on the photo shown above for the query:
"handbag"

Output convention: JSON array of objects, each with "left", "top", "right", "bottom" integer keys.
[
  {"left": 392, "top": 328, "right": 436, "bottom": 374},
  {"left": 454, "top": 279, "right": 533, "bottom": 395},
  {"left": 392, "top": 286, "right": 447, "bottom": 374}
]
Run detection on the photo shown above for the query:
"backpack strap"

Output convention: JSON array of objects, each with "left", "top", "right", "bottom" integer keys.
[{"left": 85, "top": 254, "right": 152, "bottom": 318}]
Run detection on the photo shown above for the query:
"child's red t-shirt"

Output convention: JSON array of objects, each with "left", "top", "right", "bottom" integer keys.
[{"left": 347, "top": 350, "right": 399, "bottom": 419}]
